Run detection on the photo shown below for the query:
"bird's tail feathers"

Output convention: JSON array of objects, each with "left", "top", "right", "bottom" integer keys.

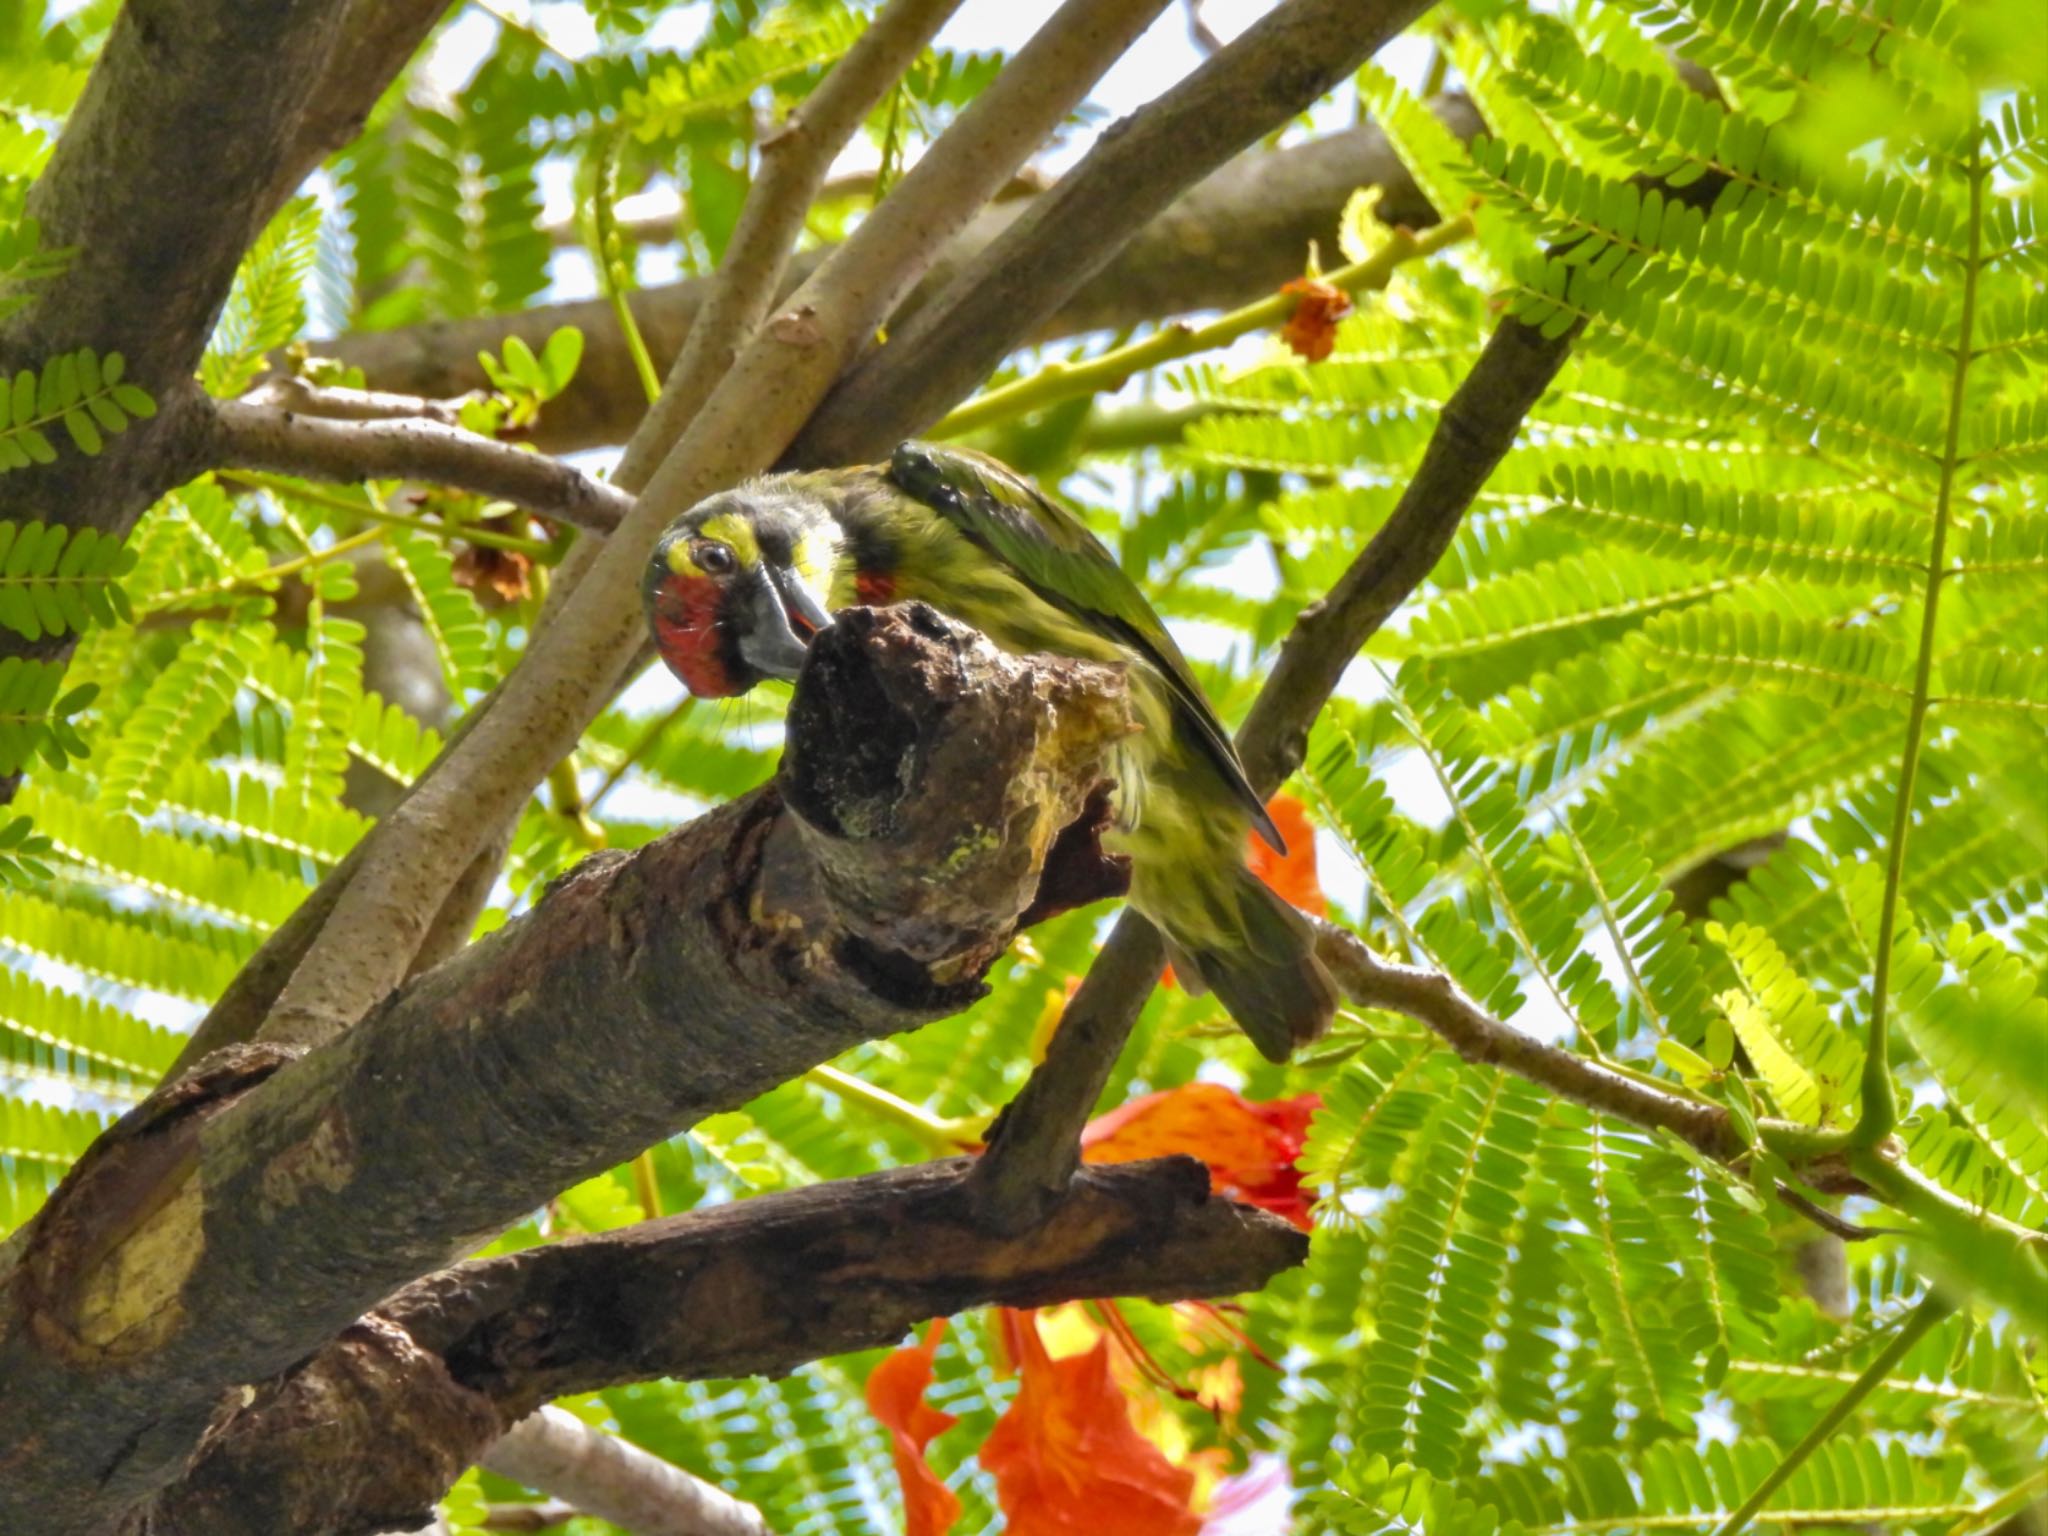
[{"left": 1175, "top": 866, "right": 1338, "bottom": 1064}]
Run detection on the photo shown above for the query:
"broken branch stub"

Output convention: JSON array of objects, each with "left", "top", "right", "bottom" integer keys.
[{"left": 779, "top": 601, "right": 1132, "bottom": 993}]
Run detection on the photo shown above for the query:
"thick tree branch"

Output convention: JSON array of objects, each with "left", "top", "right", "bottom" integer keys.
[
  {"left": 128, "top": 1158, "right": 1304, "bottom": 1536},
  {"left": 611, "top": 0, "right": 969, "bottom": 492},
  {"left": 786, "top": 0, "right": 1438, "bottom": 466},
  {"left": 317, "top": 107, "right": 1480, "bottom": 456},
  {"left": 0, "top": 0, "right": 428, "bottom": 685},
  {"left": 969, "top": 308, "right": 1584, "bottom": 1228},
  {"left": 0, "top": 608, "right": 1128, "bottom": 1536},
  {"left": 267, "top": 0, "right": 451, "bottom": 209},
  {"left": 261, "top": 0, "right": 1175, "bottom": 1050},
  {"left": 205, "top": 398, "right": 634, "bottom": 533},
  {"left": 480, "top": 1408, "right": 769, "bottom": 1536}
]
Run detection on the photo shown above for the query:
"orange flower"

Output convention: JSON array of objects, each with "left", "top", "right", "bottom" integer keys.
[
  {"left": 865, "top": 1320, "right": 960, "bottom": 1536},
  {"left": 1248, "top": 792, "right": 1326, "bottom": 917},
  {"left": 982, "top": 1310, "right": 1203, "bottom": 1536},
  {"left": 1278, "top": 276, "right": 1353, "bottom": 362},
  {"left": 1082, "top": 1082, "right": 1319, "bottom": 1232}
]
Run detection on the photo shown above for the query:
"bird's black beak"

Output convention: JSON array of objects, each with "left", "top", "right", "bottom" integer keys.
[
  {"left": 768, "top": 560, "right": 834, "bottom": 641},
  {"left": 737, "top": 563, "right": 833, "bottom": 681}
]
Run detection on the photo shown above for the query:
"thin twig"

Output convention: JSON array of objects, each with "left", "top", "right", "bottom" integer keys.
[
  {"left": 1709, "top": 1293, "right": 1951, "bottom": 1536},
  {"left": 967, "top": 302, "right": 1583, "bottom": 1229},
  {"left": 241, "top": 376, "right": 473, "bottom": 426},
  {"left": 482, "top": 1407, "right": 770, "bottom": 1536},
  {"left": 932, "top": 214, "right": 1473, "bottom": 439},
  {"left": 209, "top": 399, "right": 634, "bottom": 533},
  {"left": 218, "top": 471, "right": 555, "bottom": 556}
]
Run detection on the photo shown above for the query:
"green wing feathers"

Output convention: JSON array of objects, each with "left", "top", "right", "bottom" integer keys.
[{"left": 888, "top": 441, "right": 1283, "bottom": 851}]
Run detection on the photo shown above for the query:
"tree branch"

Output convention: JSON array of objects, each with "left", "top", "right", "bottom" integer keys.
[
  {"left": 1311, "top": 921, "right": 1742, "bottom": 1157},
  {"left": 786, "top": 0, "right": 1439, "bottom": 466},
  {"left": 266, "top": 0, "right": 451, "bottom": 209},
  {"left": 259, "top": 0, "right": 1175, "bottom": 1051},
  {"left": 128, "top": 1158, "right": 1304, "bottom": 1536},
  {"left": 242, "top": 376, "right": 473, "bottom": 426},
  {"left": 968, "top": 306, "right": 1585, "bottom": 1229},
  {"left": 480, "top": 1408, "right": 769, "bottom": 1536},
  {"left": 0, "top": 607, "right": 1128, "bottom": 1536},
  {"left": 205, "top": 398, "right": 634, "bottom": 533},
  {"left": 316, "top": 107, "right": 1481, "bottom": 457},
  {"left": 0, "top": 0, "right": 430, "bottom": 689},
  {"left": 610, "top": 0, "right": 969, "bottom": 492}
]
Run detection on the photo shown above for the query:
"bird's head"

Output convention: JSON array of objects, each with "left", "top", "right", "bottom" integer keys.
[{"left": 643, "top": 484, "right": 841, "bottom": 699}]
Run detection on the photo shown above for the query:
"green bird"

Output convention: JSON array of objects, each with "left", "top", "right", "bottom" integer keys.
[{"left": 642, "top": 441, "right": 1337, "bottom": 1061}]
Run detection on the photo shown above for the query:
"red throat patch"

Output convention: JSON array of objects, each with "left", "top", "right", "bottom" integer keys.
[
  {"left": 856, "top": 569, "right": 896, "bottom": 606},
  {"left": 651, "top": 574, "right": 741, "bottom": 698}
]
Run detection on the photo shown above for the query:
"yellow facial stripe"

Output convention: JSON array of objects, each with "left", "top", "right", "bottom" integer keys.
[
  {"left": 664, "top": 538, "right": 699, "bottom": 577},
  {"left": 697, "top": 513, "right": 760, "bottom": 566}
]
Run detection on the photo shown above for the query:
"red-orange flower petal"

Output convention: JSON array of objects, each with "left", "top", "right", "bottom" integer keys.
[
  {"left": 982, "top": 1310, "right": 1203, "bottom": 1536},
  {"left": 1082, "top": 1082, "right": 1320, "bottom": 1231},
  {"left": 1246, "top": 793, "right": 1326, "bottom": 917},
  {"left": 866, "top": 1320, "right": 961, "bottom": 1536},
  {"left": 1278, "top": 277, "right": 1353, "bottom": 362}
]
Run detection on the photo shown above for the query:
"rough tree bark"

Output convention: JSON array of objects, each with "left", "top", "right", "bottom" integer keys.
[
  {"left": 126, "top": 1158, "right": 1301, "bottom": 1536},
  {"left": 0, "top": 0, "right": 433, "bottom": 670},
  {"left": 0, "top": 605, "right": 1305, "bottom": 1534}
]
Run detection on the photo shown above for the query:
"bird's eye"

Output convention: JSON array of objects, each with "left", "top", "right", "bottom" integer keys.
[{"left": 693, "top": 540, "right": 737, "bottom": 575}]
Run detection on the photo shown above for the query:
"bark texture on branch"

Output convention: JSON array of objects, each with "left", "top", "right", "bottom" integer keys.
[
  {"left": 786, "top": 0, "right": 1437, "bottom": 466},
  {"left": 0, "top": 606, "right": 1128, "bottom": 1536},
  {"left": 128, "top": 1158, "right": 1304, "bottom": 1536},
  {"left": 315, "top": 107, "right": 1479, "bottom": 457},
  {"left": 205, "top": 398, "right": 637, "bottom": 533},
  {"left": 0, "top": 0, "right": 420, "bottom": 679}
]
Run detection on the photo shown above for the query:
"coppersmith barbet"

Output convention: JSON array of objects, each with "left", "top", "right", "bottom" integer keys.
[{"left": 641, "top": 441, "right": 1337, "bottom": 1060}]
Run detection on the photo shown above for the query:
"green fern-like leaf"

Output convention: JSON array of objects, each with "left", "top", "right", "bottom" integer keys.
[
  {"left": 201, "top": 196, "right": 320, "bottom": 397},
  {"left": 1353, "top": 1068, "right": 1544, "bottom": 1476},
  {"left": 1709, "top": 919, "right": 1863, "bottom": 1127},
  {"left": 0, "top": 810, "right": 55, "bottom": 889},
  {"left": 19, "top": 777, "right": 306, "bottom": 932},
  {"left": 1, "top": 1098, "right": 110, "bottom": 1237},
  {"left": 0, "top": 520, "right": 134, "bottom": 641},
  {"left": 97, "top": 619, "right": 272, "bottom": 811},
  {"left": 623, "top": 3, "right": 865, "bottom": 142},
  {"left": 1897, "top": 924, "right": 2048, "bottom": 1205},
  {"left": 0, "top": 889, "right": 244, "bottom": 1002},
  {"left": 383, "top": 529, "right": 493, "bottom": 699},
  {"left": 1542, "top": 462, "right": 1930, "bottom": 583},
  {"left": 0, "top": 656, "right": 96, "bottom": 777},
  {"left": 1642, "top": 599, "right": 1916, "bottom": 707},
  {"left": 0, "top": 964, "right": 176, "bottom": 1101},
  {"left": 1936, "top": 645, "right": 2048, "bottom": 716},
  {"left": 0, "top": 349, "right": 153, "bottom": 469}
]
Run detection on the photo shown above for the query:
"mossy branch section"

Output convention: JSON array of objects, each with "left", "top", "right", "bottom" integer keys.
[
  {"left": 0, "top": 606, "right": 1130, "bottom": 1536},
  {"left": 127, "top": 1158, "right": 1304, "bottom": 1536}
]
